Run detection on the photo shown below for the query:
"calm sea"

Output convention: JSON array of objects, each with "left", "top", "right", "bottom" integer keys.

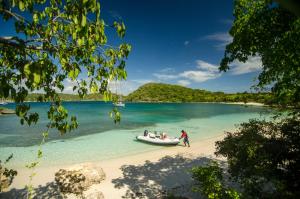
[{"left": 0, "top": 102, "right": 272, "bottom": 167}]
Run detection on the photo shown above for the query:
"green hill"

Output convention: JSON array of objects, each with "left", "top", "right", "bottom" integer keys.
[
  {"left": 125, "top": 83, "right": 274, "bottom": 104},
  {"left": 24, "top": 93, "right": 104, "bottom": 102},
  {"left": 5, "top": 83, "right": 274, "bottom": 104},
  {"left": 22, "top": 93, "right": 123, "bottom": 102}
]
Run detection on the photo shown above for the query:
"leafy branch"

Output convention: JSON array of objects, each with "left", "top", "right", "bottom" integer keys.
[{"left": 0, "top": 0, "right": 131, "bottom": 195}]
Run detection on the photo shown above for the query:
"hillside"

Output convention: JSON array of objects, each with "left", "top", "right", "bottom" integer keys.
[
  {"left": 125, "top": 83, "right": 274, "bottom": 104},
  {"left": 24, "top": 93, "right": 104, "bottom": 102},
  {"left": 4, "top": 83, "right": 274, "bottom": 104},
  {"left": 22, "top": 93, "right": 125, "bottom": 102}
]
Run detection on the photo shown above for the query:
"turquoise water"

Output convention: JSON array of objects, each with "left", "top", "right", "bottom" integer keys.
[{"left": 0, "top": 102, "right": 272, "bottom": 167}]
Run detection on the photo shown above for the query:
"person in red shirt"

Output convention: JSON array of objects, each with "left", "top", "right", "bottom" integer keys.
[{"left": 180, "top": 130, "right": 190, "bottom": 147}]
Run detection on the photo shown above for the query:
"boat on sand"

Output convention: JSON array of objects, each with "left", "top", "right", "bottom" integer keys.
[{"left": 136, "top": 132, "right": 180, "bottom": 145}]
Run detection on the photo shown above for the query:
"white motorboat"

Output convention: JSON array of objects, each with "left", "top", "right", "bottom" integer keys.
[
  {"left": 114, "top": 101, "right": 125, "bottom": 107},
  {"left": 136, "top": 132, "right": 180, "bottom": 145}
]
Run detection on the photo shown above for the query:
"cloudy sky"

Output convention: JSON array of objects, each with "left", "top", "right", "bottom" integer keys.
[
  {"left": 99, "top": 0, "right": 263, "bottom": 95},
  {"left": 0, "top": 0, "right": 263, "bottom": 95}
]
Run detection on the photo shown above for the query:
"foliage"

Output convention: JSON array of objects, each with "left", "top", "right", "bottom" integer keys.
[
  {"left": 0, "top": 154, "right": 18, "bottom": 192},
  {"left": 0, "top": 0, "right": 130, "bottom": 194},
  {"left": 191, "top": 161, "right": 241, "bottom": 199},
  {"left": 0, "top": 0, "right": 131, "bottom": 128},
  {"left": 26, "top": 93, "right": 103, "bottom": 101},
  {"left": 5, "top": 92, "right": 123, "bottom": 102},
  {"left": 220, "top": 0, "right": 300, "bottom": 107},
  {"left": 195, "top": 1, "right": 300, "bottom": 198},
  {"left": 215, "top": 116, "right": 300, "bottom": 198},
  {"left": 126, "top": 83, "right": 274, "bottom": 104}
]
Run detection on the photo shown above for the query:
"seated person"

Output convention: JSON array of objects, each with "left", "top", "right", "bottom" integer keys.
[
  {"left": 144, "top": 130, "right": 148, "bottom": 136},
  {"left": 163, "top": 132, "right": 167, "bottom": 139},
  {"left": 160, "top": 132, "right": 167, "bottom": 139}
]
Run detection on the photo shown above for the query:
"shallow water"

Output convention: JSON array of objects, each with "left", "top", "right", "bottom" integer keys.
[{"left": 0, "top": 102, "right": 272, "bottom": 167}]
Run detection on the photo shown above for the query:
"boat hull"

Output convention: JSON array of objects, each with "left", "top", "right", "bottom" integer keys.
[{"left": 136, "top": 135, "right": 179, "bottom": 145}]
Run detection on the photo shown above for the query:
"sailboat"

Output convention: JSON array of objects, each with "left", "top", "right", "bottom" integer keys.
[
  {"left": 0, "top": 98, "right": 8, "bottom": 105},
  {"left": 113, "top": 80, "right": 125, "bottom": 107}
]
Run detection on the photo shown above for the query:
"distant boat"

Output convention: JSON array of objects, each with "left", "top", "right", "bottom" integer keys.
[
  {"left": 0, "top": 99, "right": 8, "bottom": 105},
  {"left": 114, "top": 101, "right": 125, "bottom": 107},
  {"left": 136, "top": 132, "right": 180, "bottom": 145},
  {"left": 111, "top": 80, "right": 125, "bottom": 107}
]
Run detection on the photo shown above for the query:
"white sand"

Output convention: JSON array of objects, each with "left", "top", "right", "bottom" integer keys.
[
  {"left": 220, "top": 102, "right": 266, "bottom": 106},
  {"left": 197, "top": 102, "right": 266, "bottom": 106},
  {"left": 5, "top": 134, "right": 225, "bottom": 198}
]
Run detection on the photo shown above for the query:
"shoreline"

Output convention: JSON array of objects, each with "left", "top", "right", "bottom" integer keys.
[
  {"left": 1, "top": 101, "right": 266, "bottom": 106},
  {"left": 5, "top": 134, "right": 225, "bottom": 198}
]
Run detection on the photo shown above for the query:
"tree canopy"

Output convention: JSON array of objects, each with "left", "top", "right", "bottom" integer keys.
[
  {"left": 0, "top": 0, "right": 131, "bottom": 131},
  {"left": 216, "top": 118, "right": 300, "bottom": 198},
  {"left": 193, "top": 1, "right": 300, "bottom": 198},
  {"left": 220, "top": 0, "right": 300, "bottom": 107}
]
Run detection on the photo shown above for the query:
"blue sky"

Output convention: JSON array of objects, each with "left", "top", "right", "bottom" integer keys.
[
  {"left": 0, "top": 0, "right": 262, "bottom": 95},
  {"left": 100, "top": 0, "right": 262, "bottom": 94}
]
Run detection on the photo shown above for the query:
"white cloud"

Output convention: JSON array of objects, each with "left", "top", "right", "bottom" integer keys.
[
  {"left": 109, "top": 79, "right": 153, "bottom": 95},
  {"left": 153, "top": 73, "right": 178, "bottom": 80},
  {"left": 159, "top": 67, "right": 176, "bottom": 73},
  {"left": 153, "top": 60, "right": 221, "bottom": 83},
  {"left": 230, "top": 56, "right": 262, "bottom": 75},
  {"left": 204, "top": 32, "right": 232, "bottom": 43},
  {"left": 196, "top": 60, "right": 219, "bottom": 72},
  {"left": 202, "top": 32, "right": 232, "bottom": 49},
  {"left": 62, "top": 79, "right": 78, "bottom": 94},
  {"left": 153, "top": 67, "right": 178, "bottom": 80},
  {"left": 61, "top": 78, "right": 151, "bottom": 96},
  {"left": 177, "top": 80, "right": 191, "bottom": 87},
  {"left": 184, "top": 41, "right": 189, "bottom": 46},
  {"left": 178, "top": 60, "right": 221, "bottom": 83},
  {"left": 179, "top": 70, "right": 220, "bottom": 82}
]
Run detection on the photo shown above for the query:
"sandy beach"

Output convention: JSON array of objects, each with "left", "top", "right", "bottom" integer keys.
[
  {"left": 220, "top": 102, "right": 266, "bottom": 106},
  {"left": 2, "top": 134, "right": 225, "bottom": 199}
]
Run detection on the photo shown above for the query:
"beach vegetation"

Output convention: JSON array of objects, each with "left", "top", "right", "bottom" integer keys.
[
  {"left": 215, "top": 116, "right": 300, "bottom": 198},
  {"left": 191, "top": 161, "right": 241, "bottom": 199},
  {"left": 192, "top": 116, "right": 300, "bottom": 199},
  {"left": 192, "top": 0, "right": 300, "bottom": 198}
]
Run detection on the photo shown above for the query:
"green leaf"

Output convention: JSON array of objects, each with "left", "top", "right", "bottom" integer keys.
[
  {"left": 33, "top": 13, "right": 39, "bottom": 23},
  {"left": 42, "top": 131, "right": 49, "bottom": 138},
  {"left": 33, "top": 73, "right": 41, "bottom": 85},
  {"left": 77, "top": 38, "right": 83, "bottom": 46},
  {"left": 19, "top": 1, "right": 25, "bottom": 11},
  {"left": 37, "top": 150, "right": 43, "bottom": 158},
  {"left": 81, "top": 14, "right": 87, "bottom": 27},
  {"left": 24, "top": 63, "right": 31, "bottom": 76},
  {"left": 90, "top": 82, "right": 98, "bottom": 94},
  {"left": 68, "top": 67, "right": 80, "bottom": 80},
  {"left": 72, "top": 32, "right": 77, "bottom": 40}
]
